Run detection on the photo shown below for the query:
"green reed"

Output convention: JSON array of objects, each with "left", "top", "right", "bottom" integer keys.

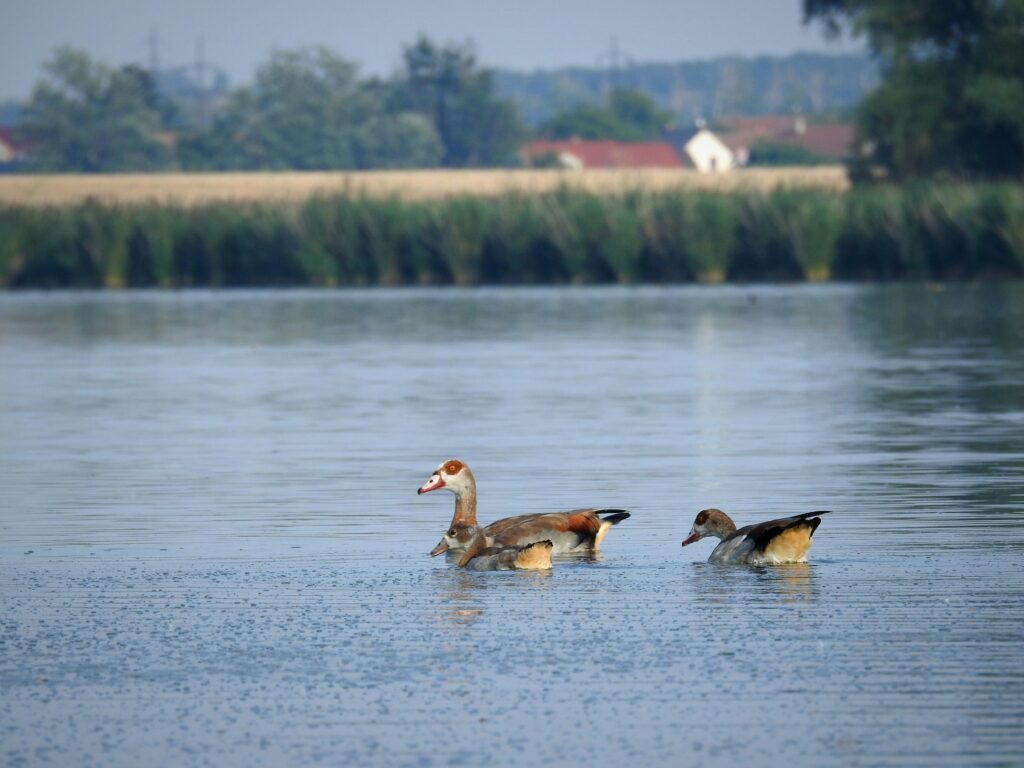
[{"left": 1, "top": 184, "right": 1022, "bottom": 288}]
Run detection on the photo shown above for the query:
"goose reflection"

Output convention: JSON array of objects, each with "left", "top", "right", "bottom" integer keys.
[
  {"left": 760, "top": 563, "right": 816, "bottom": 602},
  {"left": 431, "top": 565, "right": 553, "bottom": 627},
  {"left": 691, "top": 562, "right": 816, "bottom": 605}
]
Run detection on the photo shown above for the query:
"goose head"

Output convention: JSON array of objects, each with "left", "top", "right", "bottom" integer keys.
[
  {"left": 681, "top": 508, "right": 736, "bottom": 546},
  {"left": 431, "top": 522, "right": 487, "bottom": 563},
  {"left": 417, "top": 459, "right": 475, "bottom": 498},
  {"left": 428, "top": 518, "right": 483, "bottom": 561}
]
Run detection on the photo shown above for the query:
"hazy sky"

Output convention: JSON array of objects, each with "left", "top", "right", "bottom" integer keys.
[{"left": 1, "top": 0, "right": 862, "bottom": 101}]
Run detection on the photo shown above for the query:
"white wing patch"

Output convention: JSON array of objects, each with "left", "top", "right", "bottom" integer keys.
[{"left": 708, "top": 535, "right": 757, "bottom": 564}]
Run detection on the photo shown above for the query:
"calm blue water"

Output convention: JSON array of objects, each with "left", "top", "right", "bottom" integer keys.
[{"left": 1, "top": 285, "right": 1023, "bottom": 767}]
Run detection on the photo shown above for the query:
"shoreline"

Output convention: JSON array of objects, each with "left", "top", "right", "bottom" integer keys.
[{"left": 0, "top": 167, "right": 849, "bottom": 207}]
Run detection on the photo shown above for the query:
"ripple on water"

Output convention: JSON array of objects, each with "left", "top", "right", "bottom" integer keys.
[{"left": 2, "top": 285, "right": 1023, "bottom": 767}]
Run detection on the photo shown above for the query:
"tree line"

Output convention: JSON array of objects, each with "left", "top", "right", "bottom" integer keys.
[
  {"left": 494, "top": 53, "right": 876, "bottom": 126},
  {"left": 10, "top": 1, "right": 1024, "bottom": 180},
  {"left": 14, "top": 38, "right": 529, "bottom": 173},
  {"left": 13, "top": 37, "right": 672, "bottom": 174}
]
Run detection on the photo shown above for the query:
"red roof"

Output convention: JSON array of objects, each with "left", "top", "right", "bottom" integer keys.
[
  {"left": 720, "top": 115, "right": 802, "bottom": 136},
  {"left": 794, "top": 124, "right": 856, "bottom": 159},
  {"left": 521, "top": 140, "right": 682, "bottom": 169},
  {"left": 0, "top": 127, "right": 30, "bottom": 158},
  {"left": 717, "top": 116, "right": 854, "bottom": 160}
]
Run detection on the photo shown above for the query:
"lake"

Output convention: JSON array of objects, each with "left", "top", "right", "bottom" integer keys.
[{"left": 1, "top": 285, "right": 1022, "bottom": 767}]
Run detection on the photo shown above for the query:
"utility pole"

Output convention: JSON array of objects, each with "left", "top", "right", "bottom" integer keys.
[
  {"left": 608, "top": 36, "right": 622, "bottom": 87},
  {"left": 147, "top": 27, "right": 163, "bottom": 77},
  {"left": 194, "top": 36, "right": 209, "bottom": 131},
  {"left": 598, "top": 37, "right": 633, "bottom": 97}
]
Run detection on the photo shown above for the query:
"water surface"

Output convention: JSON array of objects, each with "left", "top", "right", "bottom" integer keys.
[{"left": 2, "top": 285, "right": 1023, "bottom": 767}]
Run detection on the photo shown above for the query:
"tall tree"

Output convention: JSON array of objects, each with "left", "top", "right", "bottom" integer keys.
[
  {"left": 398, "top": 36, "right": 525, "bottom": 166},
  {"left": 18, "top": 47, "right": 171, "bottom": 172},
  {"left": 121, "top": 64, "right": 182, "bottom": 130},
  {"left": 540, "top": 88, "right": 670, "bottom": 141},
  {"left": 805, "top": 0, "right": 1024, "bottom": 179},
  {"left": 183, "top": 47, "right": 442, "bottom": 170}
]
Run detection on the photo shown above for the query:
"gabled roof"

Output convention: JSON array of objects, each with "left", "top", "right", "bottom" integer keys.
[
  {"left": 662, "top": 127, "right": 702, "bottom": 146},
  {"left": 521, "top": 139, "right": 682, "bottom": 169}
]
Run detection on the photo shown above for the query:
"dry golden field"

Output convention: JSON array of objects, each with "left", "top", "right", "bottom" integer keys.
[{"left": 0, "top": 166, "right": 849, "bottom": 207}]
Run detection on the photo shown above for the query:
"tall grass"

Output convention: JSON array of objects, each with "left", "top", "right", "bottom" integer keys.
[
  {"left": 427, "top": 197, "right": 493, "bottom": 285},
  {"left": 833, "top": 188, "right": 906, "bottom": 279},
  {"left": 1, "top": 184, "right": 1022, "bottom": 288}
]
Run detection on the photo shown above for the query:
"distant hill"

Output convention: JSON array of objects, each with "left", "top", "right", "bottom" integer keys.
[{"left": 494, "top": 52, "right": 878, "bottom": 126}]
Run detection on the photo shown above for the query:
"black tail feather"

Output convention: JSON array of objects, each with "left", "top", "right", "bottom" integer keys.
[
  {"left": 797, "top": 510, "right": 830, "bottom": 537},
  {"left": 598, "top": 509, "right": 631, "bottom": 525}
]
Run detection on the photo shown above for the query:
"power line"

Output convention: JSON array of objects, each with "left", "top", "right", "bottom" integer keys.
[
  {"left": 146, "top": 27, "right": 165, "bottom": 76},
  {"left": 194, "top": 36, "right": 209, "bottom": 130},
  {"left": 597, "top": 37, "right": 635, "bottom": 95}
]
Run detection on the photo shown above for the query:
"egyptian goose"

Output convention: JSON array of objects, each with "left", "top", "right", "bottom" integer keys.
[
  {"left": 439, "top": 522, "right": 553, "bottom": 571},
  {"left": 681, "top": 508, "right": 830, "bottom": 564},
  {"left": 417, "top": 459, "right": 630, "bottom": 556}
]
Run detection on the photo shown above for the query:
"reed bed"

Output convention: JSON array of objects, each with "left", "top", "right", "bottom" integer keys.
[{"left": 0, "top": 184, "right": 1021, "bottom": 288}]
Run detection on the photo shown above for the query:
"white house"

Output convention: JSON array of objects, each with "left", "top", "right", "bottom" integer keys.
[
  {"left": 678, "top": 127, "right": 735, "bottom": 173},
  {"left": 0, "top": 128, "right": 28, "bottom": 168},
  {"left": 0, "top": 132, "right": 16, "bottom": 163}
]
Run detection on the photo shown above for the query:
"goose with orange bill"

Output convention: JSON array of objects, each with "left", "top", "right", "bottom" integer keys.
[{"left": 418, "top": 459, "right": 630, "bottom": 557}]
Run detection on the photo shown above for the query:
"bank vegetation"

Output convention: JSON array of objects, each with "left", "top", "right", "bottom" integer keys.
[{"left": 1, "top": 183, "right": 1021, "bottom": 288}]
